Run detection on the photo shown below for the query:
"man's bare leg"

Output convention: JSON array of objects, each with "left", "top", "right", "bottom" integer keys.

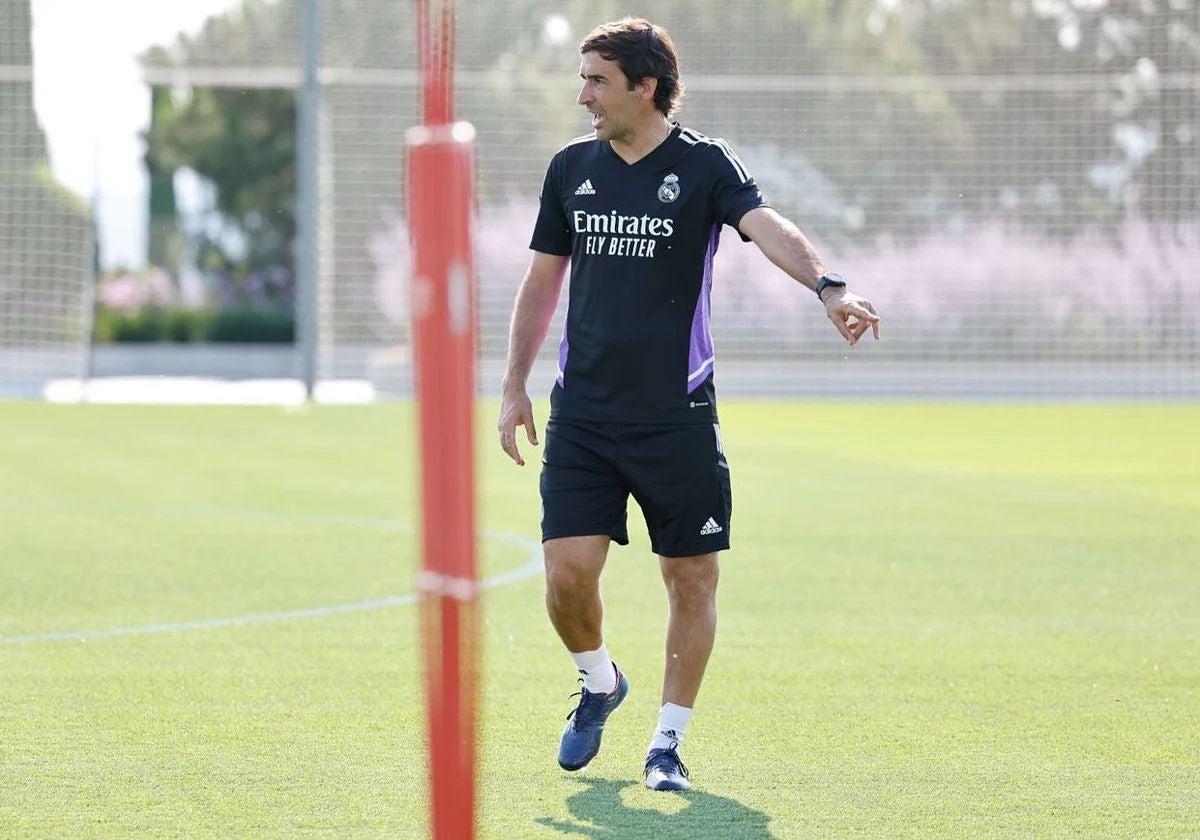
[
  {"left": 644, "top": 551, "right": 719, "bottom": 789},
  {"left": 543, "top": 535, "right": 610, "bottom": 653},
  {"left": 545, "top": 534, "right": 628, "bottom": 771},
  {"left": 659, "top": 552, "right": 720, "bottom": 708}
]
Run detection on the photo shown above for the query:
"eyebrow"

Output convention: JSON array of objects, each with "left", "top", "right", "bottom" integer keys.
[{"left": 580, "top": 72, "right": 607, "bottom": 82}]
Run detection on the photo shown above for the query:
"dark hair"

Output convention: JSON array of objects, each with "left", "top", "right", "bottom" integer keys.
[{"left": 580, "top": 18, "right": 684, "bottom": 118}]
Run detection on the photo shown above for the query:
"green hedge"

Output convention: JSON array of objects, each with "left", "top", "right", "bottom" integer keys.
[{"left": 94, "top": 307, "right": 294, "bottom": 344}]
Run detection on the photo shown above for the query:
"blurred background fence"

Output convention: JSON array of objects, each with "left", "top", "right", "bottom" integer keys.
[{"left": 4, "top": 0, "right": 1199, "bottom": 399}]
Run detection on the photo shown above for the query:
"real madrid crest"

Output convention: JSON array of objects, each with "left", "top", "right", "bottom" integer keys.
[{"left": 657, "top": 173, "right": 681, "bottom": 203}]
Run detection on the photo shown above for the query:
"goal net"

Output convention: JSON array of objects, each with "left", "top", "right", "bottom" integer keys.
[{"left": 0, "top": 0, "right": 94, "bottom": 396}]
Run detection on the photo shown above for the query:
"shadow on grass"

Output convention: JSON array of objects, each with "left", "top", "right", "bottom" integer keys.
[{"left": 536, "top": 776, "right": 775, "bottom": 839}]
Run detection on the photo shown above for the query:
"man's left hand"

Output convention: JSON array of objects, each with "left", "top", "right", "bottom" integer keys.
[{"left": 822, "top": 290, "right": 881, "bottom": 345}]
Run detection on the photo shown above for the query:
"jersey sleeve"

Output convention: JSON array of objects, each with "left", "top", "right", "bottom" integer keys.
[
  {"left": 529, "top": 154, "right": 573, "bottom": 256},
  {"left": 709, "top": 142, "right": 766, "bottom": 242}
]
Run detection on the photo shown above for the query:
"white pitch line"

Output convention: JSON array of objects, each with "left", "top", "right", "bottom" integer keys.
[{"left": 0, "top": 528, "right": 542, "bottom": 645}]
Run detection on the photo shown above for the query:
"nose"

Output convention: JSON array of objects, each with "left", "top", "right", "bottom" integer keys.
[{"left": 577, "top": 83, "right": 591, "bottom": 107}]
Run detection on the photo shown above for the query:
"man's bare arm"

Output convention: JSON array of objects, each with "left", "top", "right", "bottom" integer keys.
[
  {"left": 738, "top": 206, "right": 828, "bottom": 292},
  {"left": 739, "top": 207, "right": 880, "bottom": 345},
  {"left": 498, "top": 251, "right": 570, "bottom": 466}
]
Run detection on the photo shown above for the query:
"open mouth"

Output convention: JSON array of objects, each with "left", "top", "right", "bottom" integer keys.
[{"left": 590, "top": 113, "right": 604, "bottom": 128}]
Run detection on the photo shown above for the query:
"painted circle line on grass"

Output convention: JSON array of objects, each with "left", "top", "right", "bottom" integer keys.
[{"left": 0, "top": 525, "right": 541, "bottom": 645}]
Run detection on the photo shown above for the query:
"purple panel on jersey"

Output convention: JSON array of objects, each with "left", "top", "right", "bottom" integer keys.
[
  {"left": 686, "top": 224, "right": 720, "bottom": 390},
  {"left": 557, "top": 312, "right": 569, "bottom": 385}
]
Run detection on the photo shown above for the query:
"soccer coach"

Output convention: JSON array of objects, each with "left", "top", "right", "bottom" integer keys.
[{"left": 497, "top": 17, "right": 881, "bottom": 791}]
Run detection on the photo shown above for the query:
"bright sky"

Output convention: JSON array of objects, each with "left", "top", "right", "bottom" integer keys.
[{"left": 30, "top": 0, "right": 246, "bottom": 268}]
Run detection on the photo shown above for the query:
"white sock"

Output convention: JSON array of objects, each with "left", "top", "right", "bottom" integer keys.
[
  {"left": 648, "top": 702, "right": 693, "bottom": 753},
  {"left": 570, "top": 644, "right": 617, "bottom": 694}
]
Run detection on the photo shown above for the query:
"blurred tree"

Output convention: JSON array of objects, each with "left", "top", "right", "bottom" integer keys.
[
  {"left": 143, "top": 85, "right": 296, "bottom": 307},
  {"left": 897, "top": 0, "right": 1200, "bottom": 230}
]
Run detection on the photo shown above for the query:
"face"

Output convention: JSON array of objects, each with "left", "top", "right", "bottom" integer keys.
[{"left": 577, "top": 51, "right": 654, "bottom": 142}]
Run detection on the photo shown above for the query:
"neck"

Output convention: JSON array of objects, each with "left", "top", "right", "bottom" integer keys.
[{"left": 610, "top": 115, "right": 673, "bottom": 164}]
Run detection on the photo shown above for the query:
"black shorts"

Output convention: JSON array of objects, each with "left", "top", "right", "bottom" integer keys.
[{"left": 540, "top": 419, "right": 732, "bottom": 557}]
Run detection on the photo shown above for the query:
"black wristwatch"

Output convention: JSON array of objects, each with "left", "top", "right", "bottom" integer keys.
[{"left": 814, "top": 272, "right": 847, "bottom": 300}]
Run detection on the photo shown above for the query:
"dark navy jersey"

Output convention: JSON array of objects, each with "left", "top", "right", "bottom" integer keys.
[{"left": 529, "top": 123, "right": 766, "bottom": 425}]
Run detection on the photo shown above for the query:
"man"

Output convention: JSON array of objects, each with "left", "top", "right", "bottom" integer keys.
[{"left": 497, "top": 17, "right": 880, "bottom": 792}]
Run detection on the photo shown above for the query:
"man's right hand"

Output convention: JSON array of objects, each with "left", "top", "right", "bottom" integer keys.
[{"left": 497, "top": 387, "right": 539, "bottom": 466}]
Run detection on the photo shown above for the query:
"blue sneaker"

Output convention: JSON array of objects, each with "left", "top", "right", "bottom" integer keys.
[
  {"left": 644, "top": 747, "right": 690, "bottom": 791},
  {"left": 556, "top": 667, "right": 629, "bottom": 771}
]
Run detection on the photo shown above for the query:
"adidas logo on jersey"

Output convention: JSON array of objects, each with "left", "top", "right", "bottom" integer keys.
[
  {"left": 699, "top": 517, "right": 723, "bottom": 536},
  {"left": 574, "top": 179, "right": 596, "bottom": 196}
]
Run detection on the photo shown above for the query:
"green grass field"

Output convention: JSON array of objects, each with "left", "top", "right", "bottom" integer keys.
[{"left": 1, "top": 402, "right": 1197, "bottom": 838}]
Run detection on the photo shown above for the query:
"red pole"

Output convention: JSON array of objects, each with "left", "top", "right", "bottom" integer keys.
[
  {"left": 413, "top": 3, "right": 473, "bottom": 836},
  {"left": 418, "top": 0, "right": 454, "bottom": 125},
  {"left": 408, "top": 119, "right": 477, "bottom": 840}
]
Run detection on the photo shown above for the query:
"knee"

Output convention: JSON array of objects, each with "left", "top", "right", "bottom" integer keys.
[
  {"left": 664, "top": 566, "right": 719, "bottom": 609},
  {"left": 545, "top": 558, "right": 598, "bottom": 602}
]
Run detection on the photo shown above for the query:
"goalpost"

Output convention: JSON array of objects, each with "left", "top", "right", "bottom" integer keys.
[{"left": 409, "top": 2, "right": 479, "bottom": 838}]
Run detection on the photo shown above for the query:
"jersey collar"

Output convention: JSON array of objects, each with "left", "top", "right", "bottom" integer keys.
[{"left": 604, "top": 123, "right": 683, "bottom": 168}]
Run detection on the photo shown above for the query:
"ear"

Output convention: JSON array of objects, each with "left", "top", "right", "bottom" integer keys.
[{"left": 635, "top": 76, "right": 659, "bottom": 103}]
